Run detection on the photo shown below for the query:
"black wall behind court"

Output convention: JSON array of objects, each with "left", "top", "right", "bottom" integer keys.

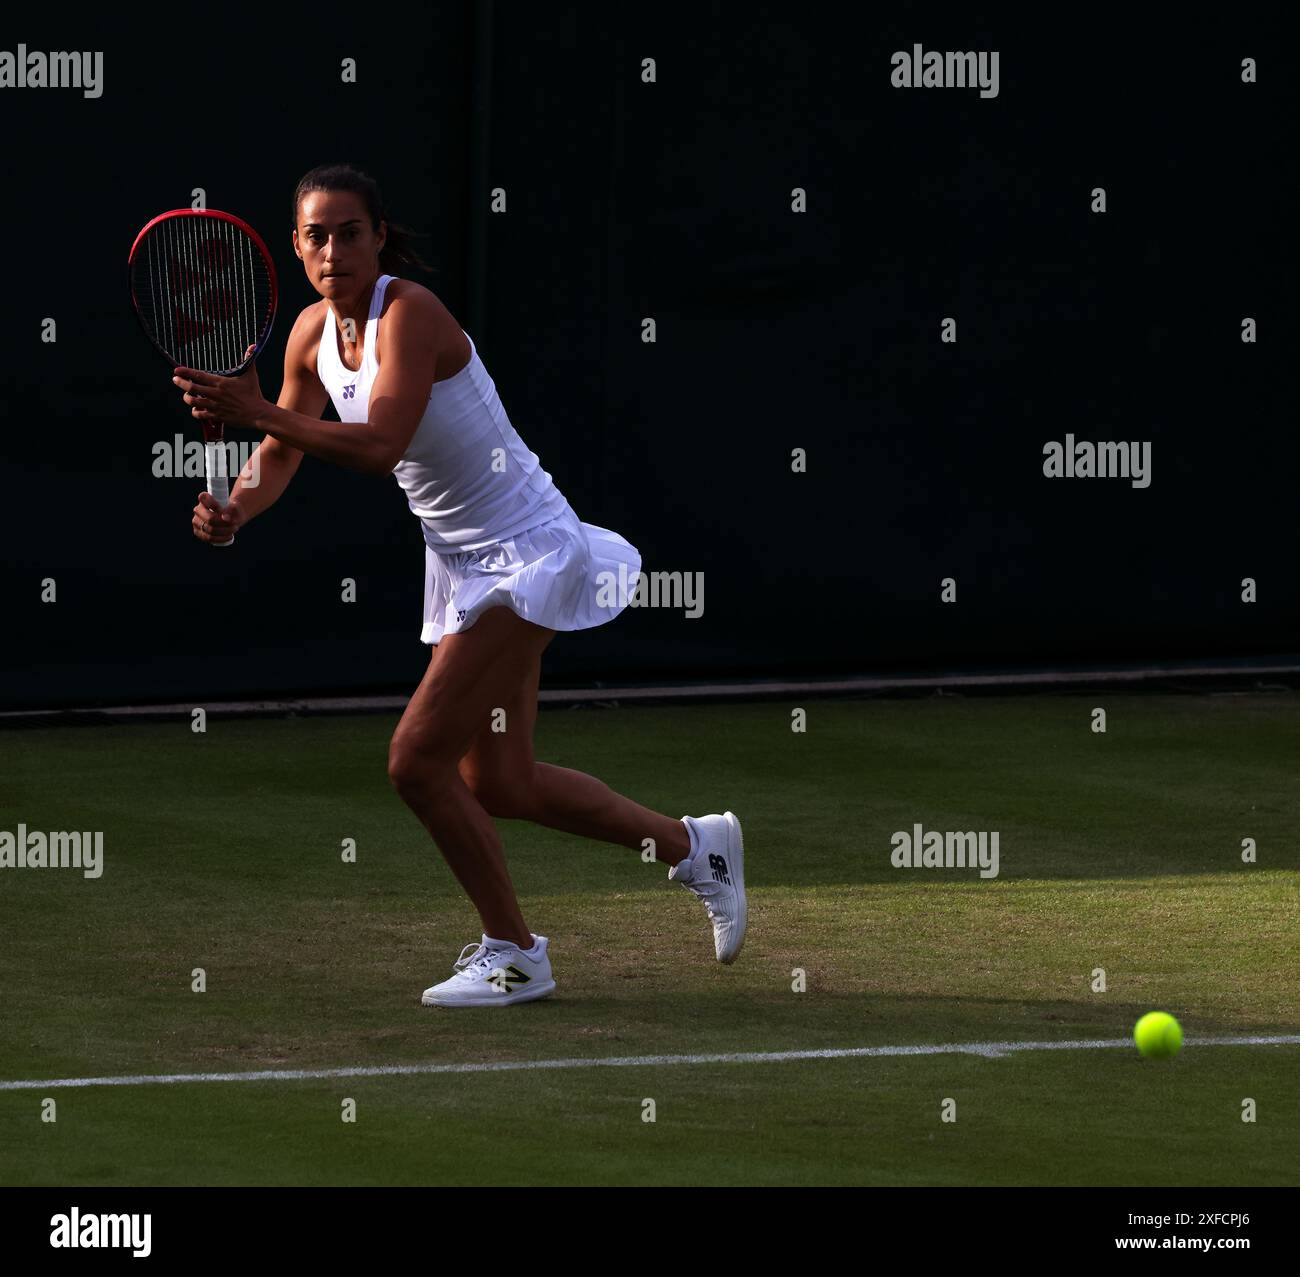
[{"left": 1, "top": 7, "right": 1295, "bottom": 710}]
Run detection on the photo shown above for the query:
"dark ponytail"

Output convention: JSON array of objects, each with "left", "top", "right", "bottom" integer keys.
[{"left": 292, "top": 163, "right": 435, "bottom": 276}]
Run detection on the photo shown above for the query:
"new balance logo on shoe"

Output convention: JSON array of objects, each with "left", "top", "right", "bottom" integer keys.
[
  {"left": 488, "top": 964, "right": 531, "bottom": 992},
  {"left": 670, "top": 813, "right": 746, "bottom": 965}
]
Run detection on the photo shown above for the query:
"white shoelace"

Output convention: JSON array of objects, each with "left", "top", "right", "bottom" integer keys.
[{"left": 452, "top": 942, "right": 514, "bottom": 981}]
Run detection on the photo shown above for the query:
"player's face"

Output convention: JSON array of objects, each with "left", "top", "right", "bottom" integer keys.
[{"left": 293, "top": 190, "right": 386, "bottom": 303}]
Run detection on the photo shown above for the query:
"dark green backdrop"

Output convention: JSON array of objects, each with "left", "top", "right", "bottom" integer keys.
[{"left": 1, "top": 6, "right": 1294, "bottom": 709}]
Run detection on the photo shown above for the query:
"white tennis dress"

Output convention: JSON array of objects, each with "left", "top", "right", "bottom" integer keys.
[{"left": 316, "top": 274, "right": 641, "bottom": 644}]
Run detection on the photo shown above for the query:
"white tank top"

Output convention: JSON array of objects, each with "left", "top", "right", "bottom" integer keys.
[{"left": 316, "top": 274, "right": 570, "bottom": 552}]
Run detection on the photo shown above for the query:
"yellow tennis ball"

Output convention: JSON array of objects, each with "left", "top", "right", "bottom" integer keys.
[{"left": 1134, "top": 1011, "right": 1183, "bottom": 1059}]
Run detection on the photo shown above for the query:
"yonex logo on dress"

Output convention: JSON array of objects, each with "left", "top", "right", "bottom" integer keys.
[
  {"left": 594, "top": 562, "right": 704, "bottom": 618},
  {"left": 343, "top": 384, "right": 356, "bottom": 399}
]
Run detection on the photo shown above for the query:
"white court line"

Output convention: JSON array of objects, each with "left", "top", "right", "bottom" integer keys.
[{"left": 3, "top": 1036, "right": 1298, "bottom": 1092}]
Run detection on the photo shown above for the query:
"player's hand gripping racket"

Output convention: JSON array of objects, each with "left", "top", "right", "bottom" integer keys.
[{"left": 129, "top": 209, "right": 278, "bottom": 545}]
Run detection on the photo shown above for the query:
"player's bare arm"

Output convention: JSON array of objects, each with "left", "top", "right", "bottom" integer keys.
[
  {"left": 175, "top": 288, "right": 441, "bottom": 475},
  {"left": 190, "top": 304, "right": 325, "bottom": 543}
]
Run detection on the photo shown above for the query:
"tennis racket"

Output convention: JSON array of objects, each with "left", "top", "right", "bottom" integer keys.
[{"left": 129, "top": 208, "right": 278, "bottom": 546}]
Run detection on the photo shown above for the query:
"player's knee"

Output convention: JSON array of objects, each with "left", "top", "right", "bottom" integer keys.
[
  {"left": 387, "top": 743, "right": 420, "bottom": 798},
  {"left": 388, "top": 736, "right": 449, "bottom": 800}
]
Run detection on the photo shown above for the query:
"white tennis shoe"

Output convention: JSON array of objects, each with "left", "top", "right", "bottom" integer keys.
[
  {"left": 420, "top": 933, "right": 556, "bottom": 1008},
  {"left": 669, "top": 811, "right": 747, "bottom": 963}
]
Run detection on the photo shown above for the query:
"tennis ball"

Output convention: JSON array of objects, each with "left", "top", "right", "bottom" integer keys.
[{"left": 1134, "top": 1011, "right": 1183, "bottom": 1059}]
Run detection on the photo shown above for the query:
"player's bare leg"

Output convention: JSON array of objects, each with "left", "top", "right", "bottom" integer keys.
[
  {"left": 457, "top": 654, "right": 692, "bottom": 868},
  {"left": 388, "top": 606, "right": 557, "bottom": 949},
  {"left": 458, "top": 648, "right": 744, "bottom": 963},
  {"left": 392, "top": 605, "right": 743, "bottom": 972}
]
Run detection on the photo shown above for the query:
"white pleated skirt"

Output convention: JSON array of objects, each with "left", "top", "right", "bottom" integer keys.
[{"left": 420, "top": 504, "right": 642, "bottom": 644}]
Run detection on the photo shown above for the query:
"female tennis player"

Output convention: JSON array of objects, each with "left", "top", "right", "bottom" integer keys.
[{"left": 172, "top": 164, "right": 746, "bottom": 1007}]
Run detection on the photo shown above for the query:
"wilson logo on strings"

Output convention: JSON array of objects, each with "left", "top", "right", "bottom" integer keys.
[{"left": 169, "top": 239, "right": 240, "bottom": 347}]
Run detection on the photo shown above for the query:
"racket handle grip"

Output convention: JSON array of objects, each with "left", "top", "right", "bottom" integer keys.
[{"left": 204, "top": 440, "right": 236, "bottom": 547}]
